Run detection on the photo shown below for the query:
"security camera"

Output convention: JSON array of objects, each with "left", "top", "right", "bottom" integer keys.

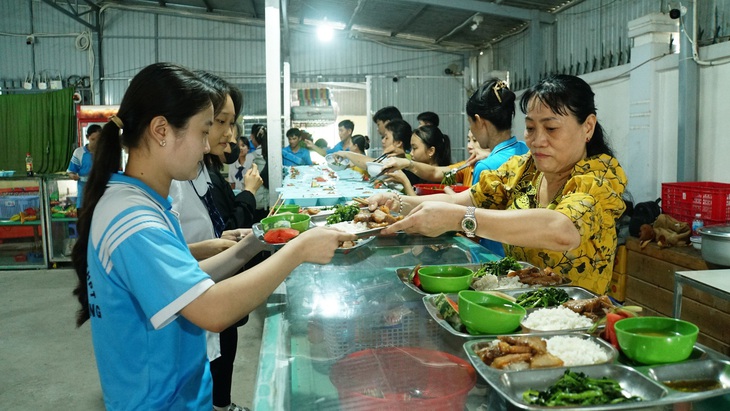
[
  {"left": 669, "top": 3, "right": 687, "bottom": 19},
  {"left": 392, "top": 76, "right": 399, "bottom": 83},
  {"left": 26, "top": 35, "right": 34, "bottom": 45}
]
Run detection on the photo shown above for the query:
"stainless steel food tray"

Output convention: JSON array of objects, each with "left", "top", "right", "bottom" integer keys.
[
  {"left": 464, "top": 333, "right": 618, "bottom": 373},
  {"left": 422, "top": 287, "right": 599, "bottom": 338},
  {"left": 395, "top": 261, "right": 538, "bottom": 296},
  {"left": 464, "top": 338, "right": 730, "bottom": 410}
]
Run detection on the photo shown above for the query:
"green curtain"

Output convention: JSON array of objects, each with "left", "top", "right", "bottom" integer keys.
[{"left": 0, "top": 87, "right": 75, "bottom": 174}]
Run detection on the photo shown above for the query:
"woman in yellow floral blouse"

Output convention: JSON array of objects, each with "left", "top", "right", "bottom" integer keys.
[{"left": 370, "top": 74, "right": 627, "bottom": 294}]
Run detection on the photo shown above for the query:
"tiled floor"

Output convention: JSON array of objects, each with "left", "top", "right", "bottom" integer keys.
[{"left": 0, "top": 268, "right": 263, "bottom": 410}]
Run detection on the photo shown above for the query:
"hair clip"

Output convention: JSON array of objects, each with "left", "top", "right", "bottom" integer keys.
[
  {"left": 109, "top": 115, "right": 124, "bottom": 129},
  {"left": 492, "top": 80, "right": 507, "bottom": 103}
]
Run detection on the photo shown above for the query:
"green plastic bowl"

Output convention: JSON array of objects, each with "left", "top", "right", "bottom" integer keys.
[
  {"left": 614, "top": 316, "right": 698, "bottom": 365},
  {"left": 273, "top": 204, "right": 301, "bottom": 214},
  {"left": 417, "top": 265, "right": 474, "bottom": 293},
  {"left": 260, "top": 213, "right": 311, "bottom": 233},
  {"left": 458, "top": 290, "right": 526, "bottom": 335}
]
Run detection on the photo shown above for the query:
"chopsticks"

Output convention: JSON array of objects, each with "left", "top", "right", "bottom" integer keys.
[
  {"left": 368, "top": 169, "right": 388, "bottom": 183},
  {"left": 373, "top": 153, "right": 389, "bottom": 163},
  {"left": 267, "top": 193, "right": 285, "bottom": 218}
]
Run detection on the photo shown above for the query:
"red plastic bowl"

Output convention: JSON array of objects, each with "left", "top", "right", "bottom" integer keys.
[
  {"left": 414, "top": 184, "right": 470, "bottom": 196},
  {"left": 330, "top": 347, "right": 476, "bottom": 410}
]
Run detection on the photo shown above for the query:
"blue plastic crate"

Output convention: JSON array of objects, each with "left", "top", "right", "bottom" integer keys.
[{"left": 0, "top": 195, "right": 40, "bottom": 219}]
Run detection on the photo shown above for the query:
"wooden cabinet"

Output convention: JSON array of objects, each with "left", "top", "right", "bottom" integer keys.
[{"left": 625, "top": 236, "right": 730, "bottom": 355}]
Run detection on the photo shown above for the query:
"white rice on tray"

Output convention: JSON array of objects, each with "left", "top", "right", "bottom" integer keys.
[
  {"left": 546, "top": 336, "right": 609, "bottom": 366},
  {"left": 327, "top": 221, "right": 369, "bottom": 234},
  {"left": 521, "top": 306, "right": 593, "bottom": 331},
  {"left": 472, "top": 274, "right": 529, "bottom": 290}
]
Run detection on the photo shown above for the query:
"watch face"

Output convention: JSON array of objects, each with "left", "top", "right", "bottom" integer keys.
[{"left": 462, "top": 218, "right": 477, "bottom": 232}]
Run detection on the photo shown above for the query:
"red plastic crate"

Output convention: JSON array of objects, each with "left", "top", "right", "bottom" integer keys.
[{"left": 662, "top": 181, "right": 730, "bottom": 226}]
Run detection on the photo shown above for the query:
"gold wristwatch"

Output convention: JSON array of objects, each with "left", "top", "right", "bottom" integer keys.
[{"left": 461, "top": 206, "right": 477, "bottom": 238}]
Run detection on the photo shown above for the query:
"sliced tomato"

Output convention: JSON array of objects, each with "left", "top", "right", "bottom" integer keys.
[
  {"left": 445, "top": 295, "right": 459, "bottom": 313},
  {"left": 263, "top": 227, "right": 300, "bottom": 244}
]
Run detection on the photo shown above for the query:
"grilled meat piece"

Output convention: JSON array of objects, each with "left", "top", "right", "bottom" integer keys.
[
  {"left": 562, "top": 295, "right": 615, "bottom": 321},
  {"left": 507, "top": 266, "right": 564, "bottom": 286},
  {"left": 353, "top": 210, "right": 372, "bottom": 223}
]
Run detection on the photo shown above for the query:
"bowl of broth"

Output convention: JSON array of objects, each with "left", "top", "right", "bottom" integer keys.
[
  {"left": 614, "top": 316, "right": 698, "bottom": 364},
  {"left": 458, "top": 290, "right": 526, "bottom": 335}
]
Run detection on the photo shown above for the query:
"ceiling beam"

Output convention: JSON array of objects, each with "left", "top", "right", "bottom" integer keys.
[
  {"left": 249, "top": 0, "right": 257, "bottom": 19},
  {"left": 346, "top": 0, "right": 367, "bottom": 31},
  {"left": 41, "top": 0, "right": 98, "bottom": 31},
  {"left": 395, "top": 0, "right": 555, "bottom": 24},
  {"left": 199, "top": 0, "right": 213, "bottom": 13},
  {"left": 436, "top": 12, "right": 478, "bottom": 44},
  {"left": 391, "top": 4, "right": 426, "bottom": 37}
]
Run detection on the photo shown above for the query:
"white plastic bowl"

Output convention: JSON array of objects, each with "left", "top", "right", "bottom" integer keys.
[
  {"left": 690, "top": 235, "right": 702, "bottom": 250},
  {"left": 366, "top": 161, "right": 384, "bottom": 177},
  {"left": 325, "top": 154, "right": 350, "bottom": 171}
]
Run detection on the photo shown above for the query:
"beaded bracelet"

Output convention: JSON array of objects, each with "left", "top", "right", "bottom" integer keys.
[{"left": 395, "top": 192, "right": 404, "bottom": 214}]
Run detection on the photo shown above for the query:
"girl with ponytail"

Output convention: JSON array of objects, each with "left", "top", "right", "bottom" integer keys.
[{"left": 71, "top": 63, "right": 353, "bottom": 410}]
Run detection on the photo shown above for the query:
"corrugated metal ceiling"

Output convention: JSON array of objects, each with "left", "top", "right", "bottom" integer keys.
[{"left": 46, "top": 0, "right": 586, "bottom": 52}]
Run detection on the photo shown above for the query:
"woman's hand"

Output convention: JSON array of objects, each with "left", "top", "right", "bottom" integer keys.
[
  {"left": 243, "top": 163, "right": 263, "bottom": 194},
  {"left": 221, "top": 228, "right": 252, "bottom": 242},
  {"left": 366, "top": 192, "right": 400, "bottom": 212},
  {"left": 381, "top": 201, "right": 464, "bottom": 237},
  {"left": 286, "top": 227, "right": 356, "bottom": 264},
  {"left": 380, "top": 157, "right": 410, "bottom": 173},
  {"left": 68, "top": 172, "right": 80, "bottom": 181}
]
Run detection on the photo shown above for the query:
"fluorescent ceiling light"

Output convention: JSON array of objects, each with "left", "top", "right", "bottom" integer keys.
[{"left": 317, "top": 24, "right": 334, "bottom": 42}]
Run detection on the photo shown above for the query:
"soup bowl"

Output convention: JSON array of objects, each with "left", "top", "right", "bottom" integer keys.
[
  {"left": 458, "top": 290, "right": 526, "bottom": 335},
  {"left": 417, "top": 265, "right": 473, "bottom": 293},
  {"left": 260, "top": 213, "right": 311, "bottom": 233},
  {"left": 614, "top": 316, "right": 698, "bottom": 364}
]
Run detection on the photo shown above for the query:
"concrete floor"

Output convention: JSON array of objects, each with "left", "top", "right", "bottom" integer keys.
[{"left": 0, "top": 268, "right": 263, "bottom": 410}]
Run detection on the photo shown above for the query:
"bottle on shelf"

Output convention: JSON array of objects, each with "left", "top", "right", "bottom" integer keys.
[
  {"left": 691, "top": 213, "right": 704, "bottom": 237},
  {"left": 25, "top": 152, "right": 34, "bottom": 176}
]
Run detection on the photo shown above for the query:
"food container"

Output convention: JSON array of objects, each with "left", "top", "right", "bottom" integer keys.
[
  {"left": 614, "top": 316, "right": 698, "bottom": 365},
  {"left": 330, "top": 347, "right": 476, "bottom": 411},
  {"left": 458, "top": 290, "right": 526, "bottom": 335},
  {"left": 260, "top": 213, "right": 311, "bottom": 233},
  {"left": 414, "top": 183, "right": 470, "bottom": 195},
  {"left": 365, "top": 161, "right": 384, "bottom": 177},
  {"left": 697, "top": 225, "right": 730, "bottom": 266},
  {"left": 417, "top": 265, "right": 473, "bottom": 293}
]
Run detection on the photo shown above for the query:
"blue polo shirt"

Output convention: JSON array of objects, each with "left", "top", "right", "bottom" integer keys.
[
  {"left": 67, "top": 145, "right": 93, "bottom": 208},
  {"left": 326, "top": 141, "right": 350, "bottom": 154},
  {"left": 472, "top": 136, "right": 529, "bottom": 256},
  {"left": 282, "top": 146, "right": 313, "bottom": 166},
  {"left": 87, "top": 173, "right": 214, "bottom": 410}
]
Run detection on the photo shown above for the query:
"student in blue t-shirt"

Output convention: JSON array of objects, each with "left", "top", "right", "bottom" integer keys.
[
  {"left": 66, "top": 124, "right": 101, "bottom": 208},
  {"left": 70, "top": 63, "right": 354, "bottom": 411},
  {"left": 282, "top": 127, "right": 313, "bottom": 166}
]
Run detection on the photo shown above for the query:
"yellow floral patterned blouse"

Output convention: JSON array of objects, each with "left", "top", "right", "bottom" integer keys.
[{"left": 470, "top": 153, "right": 627, "bottom": 294}]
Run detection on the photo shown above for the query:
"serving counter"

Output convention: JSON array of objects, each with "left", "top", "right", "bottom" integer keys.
[{"left": 251, "top": 233, "right": 730, "bottom": 410}]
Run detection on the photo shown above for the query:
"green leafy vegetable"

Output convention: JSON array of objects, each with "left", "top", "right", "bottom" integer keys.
[
  {"left": 473, "top": 256, "right": 523, "bottom": 277},
  {"left": 523, "top": 370, "right": 643, "bottom": 406},
  {"left": 441, "top": 170, "right": 457, "bottom": 186},
  {"left": 515, "top": 287, "right": 571, "bottom": 309},
  {"left": 326, "top": 204, "right": 361, "bottom": 224}
]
